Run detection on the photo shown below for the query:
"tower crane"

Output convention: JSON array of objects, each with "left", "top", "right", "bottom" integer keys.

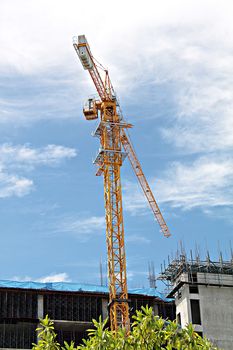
[{"left": 73, "top": 35, "right": 170, "bottom": 332}]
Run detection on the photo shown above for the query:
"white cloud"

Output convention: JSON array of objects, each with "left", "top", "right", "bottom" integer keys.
[
  {"left": 203, "top": 207, "right": 233, "bottom": 225},
  {"left": 36, "top": 273, "right": 70, "bottom": 283},
  {"left": 56, "top": 216, "right": 151, "bottom": 244},
  {"left": 123, "top": 181, "right": 149, "bottom": 216},
  {"left": 123, "top": 156, "right": 233, "bottom": 213},
  {"left": 11, "top": 275, "right": 32, "bottom": 282},
  {"left": 161, "top": 77, "right": 233, "bottom": 153},
  {"left": 0, "top": 0, "right": 232, "bottom": 74},
  {"left": 0, "top": 0, "right": 233, "bottom": 221},
  {"left": 62, "top": 216, "right": 105, "bottom": 234},
  {"left": 0, "top": 143, "right": 77, "bottom": 198},
  {"left": 0, "top": 172, "right": 33, "bottom": 198},
  {"left": 126, "top": 234, "right": 151, "bottom": 244},
  {"left": 0, "top": 0, "right": 233, "bottom": 128},
  {"left": 57, "top": 216, "right": 105, "bottom": 242},
  {"left": 11, "top": 272, "right": 70, "bottom": 283},
  {"left": 157, "top": 157, "right": 233, "bottom": 210},
  {"left": 0, "top": 143, "right": 77, "bottom": 169}
]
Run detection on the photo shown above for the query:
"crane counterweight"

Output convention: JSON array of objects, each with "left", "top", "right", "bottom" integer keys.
[{"left": 73, "top": 35, "right": 93, "bottom": 70}]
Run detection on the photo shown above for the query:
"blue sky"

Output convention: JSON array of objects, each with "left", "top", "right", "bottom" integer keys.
[{"left": 0, "top": 0, "right": 233, "bottom": 289}]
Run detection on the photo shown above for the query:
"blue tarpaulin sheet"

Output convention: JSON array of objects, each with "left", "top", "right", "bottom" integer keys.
[{"left": 0, "top": 280, "right": 171, "bottom": 301}]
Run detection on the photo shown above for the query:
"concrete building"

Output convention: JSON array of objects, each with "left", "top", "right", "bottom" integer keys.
[
  {"left": 160, "top": 254, "right": 233, "bottom": 350},
  {"left": 0, "top": 280, "right": 175, "bottom": 349}
]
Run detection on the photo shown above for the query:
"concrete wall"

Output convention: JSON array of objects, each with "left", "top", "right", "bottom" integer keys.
[
  {"left": 175, "top": 272, "right": 233, "bottom": 350},
  {"left": 198, "top": 281, "right": 233, "bottom": 349},
  {"left": 175, "top": 285, "right": 191, "bottom": 328}
]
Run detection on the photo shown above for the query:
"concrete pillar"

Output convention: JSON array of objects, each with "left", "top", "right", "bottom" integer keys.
[
  {"left": 153, "top": 302, "right": 159, "bottom": 316},
  {"left": 36, "top": 295, "right": 44, "bottom": 345},
  {"left": 102, "top": 298, "right": 108, "bottom": 320},
  {"left": 37, "top": 294, "right": 44, "bottom": 319}
]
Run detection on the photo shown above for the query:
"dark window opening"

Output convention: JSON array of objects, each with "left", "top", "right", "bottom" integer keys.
[
  {"left": 177, "top": 312, "right": 181, "bottom": 326},
  {"left": 43, "top": 294, "right": 102, "bottom": 322},
  {"left": 189, "top": 284, "right": 199, "bottom": 293},
  {"left": 55, "top": 327, "right": 88, "bottom": 346},
  {"left": 129, "top": 298, "right": 154, "bottom": 319},
  {"left": 190, "top": 299, "right": 201, "bottom": 325},
  {"left": 188, "top": 272, "right": 198, "bottom": 283},
  {"left": 196, "top": 331, "right": 203, "bottom": 338},
  {"left": 0, "top": 291, "right": 37, "bottom": 319},
  {"left": 192, "top": 273, "right": 198, "bottom": 283},
  {"left": 157, "top": 302, "right": 176, "bottom": 321},
  {"left": 0, "top": 321, "right": 37, "bottom": 349},
  {"left": 178, "top": 290, "right": 182, "bottom": 299}
]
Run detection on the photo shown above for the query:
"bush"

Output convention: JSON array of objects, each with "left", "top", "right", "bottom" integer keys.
[{"left": 32, "top": 306, "right": 218, "bottom": 350}]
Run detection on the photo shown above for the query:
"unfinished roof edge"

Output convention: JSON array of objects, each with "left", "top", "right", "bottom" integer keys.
[
  {"left": 0, "top": 279, "right": 172, "bottom": 302},
  {"left": 159, "top": 254, "right": 233, "bottom": 283}
]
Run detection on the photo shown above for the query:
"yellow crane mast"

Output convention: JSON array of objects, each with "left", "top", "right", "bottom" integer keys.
[{"left": 73, "top": 35, "right": 170, "bottom": 331}]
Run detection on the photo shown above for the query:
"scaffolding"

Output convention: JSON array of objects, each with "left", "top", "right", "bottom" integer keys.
[{"left": 159, "top": 251, "right": 233, "bottom": 297}]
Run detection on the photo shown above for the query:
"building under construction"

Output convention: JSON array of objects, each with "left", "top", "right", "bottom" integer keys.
[
  {"left": 159, "top": 252, "right": 233, "bottom": 350},
  {"left": 0, "top": 279, "right": 175, "bottom": 349}
]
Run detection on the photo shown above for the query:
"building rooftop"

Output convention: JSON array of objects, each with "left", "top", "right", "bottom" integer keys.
[{"left": 0, "top": 279, "right": 171, "bottom": 302}]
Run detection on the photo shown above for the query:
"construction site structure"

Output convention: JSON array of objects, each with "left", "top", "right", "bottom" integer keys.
[
  {"left": 159, "top": 250, "right": 233, "bottom": 350},
  {"left": 0, "top": 279, "right": 175, "bottom": 349},
  {"left": 73, "top": 35, "right": 170, "bottom": 331}
]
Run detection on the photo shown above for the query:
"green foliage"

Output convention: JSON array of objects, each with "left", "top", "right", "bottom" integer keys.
[
  {"left": 33, "top": 307, "right": 218, "bottom": 350},
  {"left": 32, "top": 315, "right": 60, "bottom": 350}
]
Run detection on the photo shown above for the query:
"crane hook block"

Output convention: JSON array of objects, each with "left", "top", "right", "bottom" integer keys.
[{"left": 73, "top": 35, "right": 93, "bottom": 70}]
